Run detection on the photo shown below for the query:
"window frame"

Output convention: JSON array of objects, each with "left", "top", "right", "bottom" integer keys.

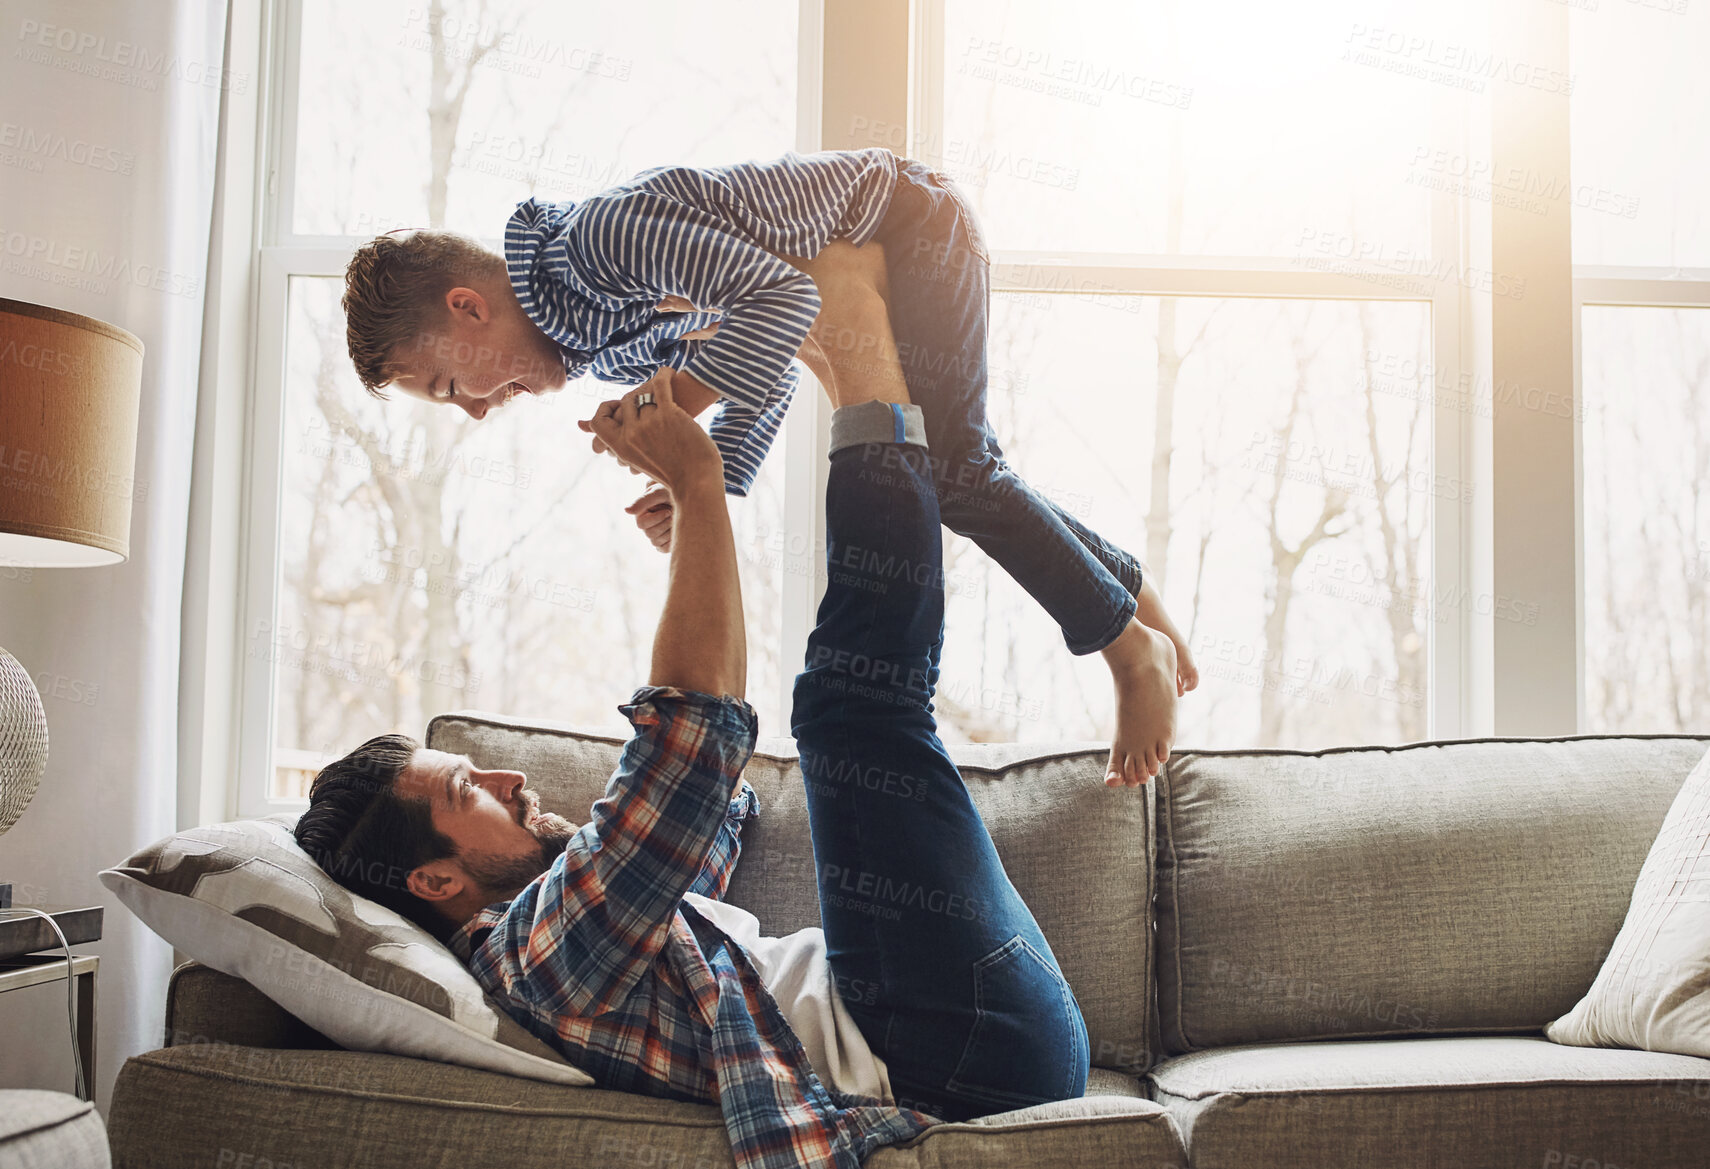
[
  {"left": 230, "top": 0, "right": 834, "bottom": 816},
  {"left": 199, "top": 0, "right": 1708, "bottom": 821}
]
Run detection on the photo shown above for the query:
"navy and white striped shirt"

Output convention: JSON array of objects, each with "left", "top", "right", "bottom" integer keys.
[{"left": 504, "top": 147, "right": 901, "bottom": 496}]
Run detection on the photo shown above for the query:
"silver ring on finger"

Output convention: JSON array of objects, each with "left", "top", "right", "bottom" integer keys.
[{"left": 635, "top": 391, "right": 656, "bottom": 410}]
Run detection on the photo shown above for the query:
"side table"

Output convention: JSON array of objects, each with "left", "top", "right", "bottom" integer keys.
[{"left": 0, "top": 906, "right": 103, "bottom": 1103}]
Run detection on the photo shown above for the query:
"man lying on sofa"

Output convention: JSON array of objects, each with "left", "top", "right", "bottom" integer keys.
[{"left": 294, "top": 372, "right": 1090, "bottom": 1169}]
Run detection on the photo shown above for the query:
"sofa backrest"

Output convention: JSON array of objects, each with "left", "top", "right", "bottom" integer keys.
[
  {"left": 426, "top": 712, "right": 1161, "bottom": 1074},
  {"left": 1154, "top": 734, "right": 1710, "bottom": 1054}
]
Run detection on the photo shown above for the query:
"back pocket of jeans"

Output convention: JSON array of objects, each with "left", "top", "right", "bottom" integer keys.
[{"left": 945, "top": 935, "right": 1086, "bottom": 1109}]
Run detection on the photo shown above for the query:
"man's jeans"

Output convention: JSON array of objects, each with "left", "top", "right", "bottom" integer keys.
[
  {"left": 790, "top": 439, "right": 1090, "bottom": 1122},
  {"left": 869, "top": 156, "right": 1143, "bottom": 655}
]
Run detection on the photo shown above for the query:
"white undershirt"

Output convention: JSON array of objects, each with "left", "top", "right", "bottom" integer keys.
[{"left": 682, "top": 892, "right": 892, "bottom": 1102}]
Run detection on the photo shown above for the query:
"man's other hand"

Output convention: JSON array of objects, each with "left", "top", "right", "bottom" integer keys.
[
  {"left": 627, "top": 483, "right": 675, "bottom": 554},
  {"left": 579, "top": 370, "right": 723, "bottom": 497}
]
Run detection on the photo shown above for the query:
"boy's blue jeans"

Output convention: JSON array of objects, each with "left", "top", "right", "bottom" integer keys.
[
  {"left": 791, "top": 438, "right": 1090, "bottom": 1122},
  {"left": 869, "top": 156, "right": 1144, "bottom": 655}
]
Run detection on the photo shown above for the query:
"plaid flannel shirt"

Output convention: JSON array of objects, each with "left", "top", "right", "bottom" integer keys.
[
  {"left": 502, "top": 147, "right": 899, "bottom": 497},
  {"left": 448, "top": 686, "right": 935, "bottom": 1169}
]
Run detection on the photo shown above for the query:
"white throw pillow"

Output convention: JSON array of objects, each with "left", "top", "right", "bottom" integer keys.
[
  {"left": 1546, "top": 746, "right": 1710, "bottom": 1056},
  {"left": 101, "top": 815, "right": 593, "bottom": 1085}
]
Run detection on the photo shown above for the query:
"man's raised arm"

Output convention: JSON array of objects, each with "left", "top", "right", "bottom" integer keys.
[
  {"left": 581, "top": 371, "right": 746, "bottom": 700},
  {"left": 462, "top": 376, "right": 751, "bottom": 1019}
]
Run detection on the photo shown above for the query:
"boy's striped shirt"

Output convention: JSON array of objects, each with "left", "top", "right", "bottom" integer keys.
[{"left": 503, "top": 147, "right": 900, "bottom": 496}]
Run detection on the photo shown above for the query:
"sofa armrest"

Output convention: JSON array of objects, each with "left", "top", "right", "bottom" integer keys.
[{"left": 164, "top": 962, "right": 335, "bottom": 1052}]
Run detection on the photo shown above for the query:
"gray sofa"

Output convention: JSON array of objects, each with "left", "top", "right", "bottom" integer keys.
[{"left": 106, "top": 715, "right": 1710, "bottom": 1167}]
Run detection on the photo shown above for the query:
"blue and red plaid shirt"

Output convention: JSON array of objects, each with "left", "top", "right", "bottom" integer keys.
[{"left": 447, "top": 686, "right": 935, "bottom": 1169}]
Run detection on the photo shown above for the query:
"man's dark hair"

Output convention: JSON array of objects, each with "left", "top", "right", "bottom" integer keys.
[{"left": 293, "top": 733, "right": 460, "bottom": 942}]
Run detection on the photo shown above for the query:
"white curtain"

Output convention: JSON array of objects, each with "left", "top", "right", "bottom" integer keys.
[{"left": 0, "top": 0, "right": 227, "bottom": 1106}]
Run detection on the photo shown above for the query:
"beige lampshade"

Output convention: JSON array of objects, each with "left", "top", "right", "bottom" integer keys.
[{"left": 0, "top": 297, "right": 144, "bottom": 566}]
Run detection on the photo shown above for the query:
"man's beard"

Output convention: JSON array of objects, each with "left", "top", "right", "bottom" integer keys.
[{"left": 460, "top": 790, "right": 580, "bottom": 900}]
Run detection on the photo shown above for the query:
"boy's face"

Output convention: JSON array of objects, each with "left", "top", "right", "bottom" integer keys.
[{"left": 387, "top": 285, "right": 568, "bottom": 420}]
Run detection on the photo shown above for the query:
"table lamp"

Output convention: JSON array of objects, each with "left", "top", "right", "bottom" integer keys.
[{"left": 0, "top": 297, "right": 144, "bottom": 908}]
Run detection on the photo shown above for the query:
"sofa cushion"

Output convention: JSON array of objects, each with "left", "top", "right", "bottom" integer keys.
[
  {"left": 1146, "top": 1034, "right": 1710, "bottom": 1168},
  {"left": 100, "top": 815, "right": 592, "bottom": 1086},
  {"left": 1155, "top": 735, "right": 1710, "bottom": 1052},
  {"left": 0, "top": 1090, "right": 109, "bottom": 1169},
  {"left": 1549, "top": 746, "right": 1710, "bottom": 1057},
  {"left": 428, "top": 713, "right": 1160, "bottom": 1073},
  {"left": 107, "top": 1047, "right": 1186, "bottom": 1169}
]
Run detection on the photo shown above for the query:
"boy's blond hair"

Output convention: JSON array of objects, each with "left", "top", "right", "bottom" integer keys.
[{"left": 341, "top": 230, "right": 506, "bottom": 396}]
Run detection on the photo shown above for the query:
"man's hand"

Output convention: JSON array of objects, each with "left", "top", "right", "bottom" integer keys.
[
  {"left": 581, "top": 366, "right": 675, "bottom": 465},
  {"left": 627, "top": 484, "right": 675, "bottom": 554},
  {"left": 588, "top": 361, "right": 722, "bottom": 551},
  {"left": 580, "top": 367, "right": 745, "bottom": 699},
  {"left": 579, "top": 370, "right": 722, "bottom": 498}
]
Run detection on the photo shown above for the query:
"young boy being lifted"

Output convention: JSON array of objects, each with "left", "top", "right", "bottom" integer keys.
[{"left": 341, "top": 146, "right": 1197, "bottom": 785}]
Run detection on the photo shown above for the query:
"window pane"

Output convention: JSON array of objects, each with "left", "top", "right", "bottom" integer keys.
[
  {"left": 1583, "top": 306, "right": 1710, "bottom": 733},
  {"left": 269, "top": 277, "right": 786, "bottom": 798},
  {"left": 937, "top": 0, "right": 1452, "bottom": 258},
  {"left": 935, "top": 293, "right": 1434, "bottom": 750},
  {"left": 1570, "top": 3, "right": 1710, "bottom": 268},
  {"left": 293, "top": 0, "right": 798, "bottom": 237}
]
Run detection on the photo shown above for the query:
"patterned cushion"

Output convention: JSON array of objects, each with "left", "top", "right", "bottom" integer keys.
[
  {"left": 1548, "top": 746, "right": 1710, "bottom": 1056},
  {"left": 100, "top": 816, "right": 592, "bottom": 1085}
]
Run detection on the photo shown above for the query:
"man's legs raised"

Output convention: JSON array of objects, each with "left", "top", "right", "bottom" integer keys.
[{"left": 791, "top": 402, "right": 1089, "bottom": 1121}]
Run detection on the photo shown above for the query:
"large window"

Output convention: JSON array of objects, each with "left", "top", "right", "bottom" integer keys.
[
  {"left": 248, "top": 0, "right": 801, "bottom": 805},
  {"left": 232, "top": 0, "right": 1706, "bottom": 815},
  {"left": 1571, "top": 0, "right": 1710, "bottom": 731},
  {"left": 922, "top": 0, "right": 1455, "bottom": 748}
]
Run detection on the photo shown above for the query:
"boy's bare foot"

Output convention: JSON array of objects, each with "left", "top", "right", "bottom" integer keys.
[
  {"left": 1133, "top": 575, "right": 1199, "bottom": 697},
  {"left": 1101, "top": 618, "right": 1179, "bottom": 788}
]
